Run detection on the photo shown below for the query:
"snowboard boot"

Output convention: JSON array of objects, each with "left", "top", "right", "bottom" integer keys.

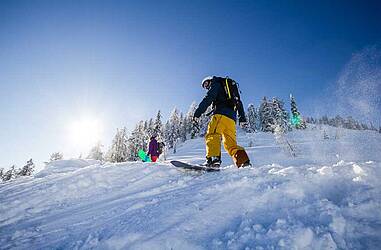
[
  {"left": 233, "top": 150, "right": 251, "bottom": 168},
  {"left": 205, "top": 156, "right": 222, "bottom": 168},
  {"left": 241, "top": 159, "right": 252, "bottom": 168}
]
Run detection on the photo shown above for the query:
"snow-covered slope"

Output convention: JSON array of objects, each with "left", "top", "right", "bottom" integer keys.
[{"left": 1, "top": 126, "right": 381, "bottom": 249}]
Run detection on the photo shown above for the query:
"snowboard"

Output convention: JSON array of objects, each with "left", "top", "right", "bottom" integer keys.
[
  {"left": 138, "top": 149, "right": 151, "bottom": 162},
  {"left": 170, "top": 160, "right": 220, "bottom": 172}
]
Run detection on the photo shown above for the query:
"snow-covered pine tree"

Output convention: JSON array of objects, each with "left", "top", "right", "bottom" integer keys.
[
  {"left": 259, "top": 97, "right": 275, "bottom": 132},
  {"left": 361, "top": 123, "right": 369, "bottom": 130},
  {"left": 310, "top": 115, "right": 371, "bottom": 131},
  {"left": 254, "top": 107, "right": 261, "bottom": 131},
  {"left": 2, "top": 165, "right": 16, "bottom": 181},
  {"left": 370, "top": 122, "right": 377, "bottom": 131},
  {"left": 127, "top": 124, "right": 141, "bottom": 161},
  {"left": 379, "top": 126, "right": 381, "bottom": 133},
  {"left": 138, "top": 121, "right": 148, "bottom": 152},
  {"left": 334, "top": 115, "right": 344, "bottom": 128},
  {"left": 328, "top": 117, "right": 335, "bottom": 127},
  {"left": 162, "top": 120, "right": 172, "bottom": 148},
  {"left": 124, "top": 121, "right": 146, "bottom": 159},
  {"left": 108, "top": 127, "right": 129, "bottom": 163},
  {"left": 167, "top": 108, "right": 181, "bottom": 149},
  {"left": 343, "top": 116, "right": 354, "bottom": 129},
  {"left": 50, "top": 152, "right": 63, "bottom": 162},
  {"left": 0, "top": 168, "right": 3, "bottom": 181},
  {"left": 308, "top": 117, "right": 316, "bottom": 124},
  {"left": 179, "top": 112, "right": 187, "bottom": 142},
  {"left": 17, "top": 159, "right": 35, "bottom": 177},
  {"left": 354, "top": 120, "right": 362, "bottom": 130},
  {"left": 198, "top": 105, "right": 213, "bottom": 136},
  {"left": 143, "top": 120, "right": 149, "bottom": 148},
  {"left": 142, "top": 121, "right": 149, "bottom": 149},
  {"left": 147, "top": 118, "right": 155, "bottom": 137},
  {"left": 290, "top": 94, "right": 306, "bottom": 129},
  {"left": 321, "top": 115, "right": 329, "bottom": 125},
  {"left": 153, "top": 110, "right": 163, "bottom": 139},
  {"left": 246, "top": 104, "right": 257, "bottom": 133},
  {"left": 186, "top": 102, "right": 198, "bottom": 139},
  {"left": 141, "top": 120, "right": 152, "bottom": 151},
  {"left": 87, "top": 142, "right": 104, "bottom": 161},
  {"left": 272, "top": 97, "right": 290, "bottom": 132}
]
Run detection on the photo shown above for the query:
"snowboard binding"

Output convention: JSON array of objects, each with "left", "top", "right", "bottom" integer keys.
[{"left": 205, "top": 156, "right": 222, "bottom": 168}]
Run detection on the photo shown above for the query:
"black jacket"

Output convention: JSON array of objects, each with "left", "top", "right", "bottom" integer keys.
[{"left": 194, "top": 76, "right": 246, "bottom": 122}]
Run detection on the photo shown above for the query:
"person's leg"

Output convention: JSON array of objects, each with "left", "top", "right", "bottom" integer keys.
[
  {"left": 221, "top": 116, "right": 243, "bottom": 156},
  {"left": 205, "top": 115, "right": 223, "bottom": 158},
  {"left": 221, "top": 116, "right": 250, "bottom": 167}
]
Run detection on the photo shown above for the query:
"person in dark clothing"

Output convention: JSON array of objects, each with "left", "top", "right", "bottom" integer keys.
[
  {"left": 158, "top": 142, "right": 165, "bottom": 155},
  {"left": 147, "top": 135, "right": 160, "bottom": 162},
  {"left": 193, "top": 76, "right": 251, "bottom": 168}
]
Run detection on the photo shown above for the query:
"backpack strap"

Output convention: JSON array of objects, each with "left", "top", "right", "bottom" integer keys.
[
  {"left": 225, "top": 76, "right": 239, "bottom": 111},
  {"left": 225, "top": 77, "right": 232, "bottom": 100}
]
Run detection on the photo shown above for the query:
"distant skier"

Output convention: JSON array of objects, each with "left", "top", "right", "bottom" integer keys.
[
  {"left": 193, "top": 76, "right": 251, "bottom": 168},
  {"left": 147, "top": 134, "right": 160, "bottom": 162}
]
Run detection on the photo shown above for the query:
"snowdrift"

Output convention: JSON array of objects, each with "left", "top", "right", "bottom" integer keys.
[
  {"left": 35, "top": 159, "right": 101, "bottom": 178},
  {"left": 1, "top": 126, "right": 381, "bottom": 249}
]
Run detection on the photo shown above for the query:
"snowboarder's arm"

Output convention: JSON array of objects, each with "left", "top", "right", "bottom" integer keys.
[
  {"left": 236, "top": 99, "right": 247, "bottom": 123},
  {"left": 194, "top": 82, "right": 219, "bottom": 118}
]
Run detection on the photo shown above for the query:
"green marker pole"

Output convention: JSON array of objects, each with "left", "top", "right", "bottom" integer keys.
[{"left": 291, "top": 115, "right": 301, "bottom": 126}]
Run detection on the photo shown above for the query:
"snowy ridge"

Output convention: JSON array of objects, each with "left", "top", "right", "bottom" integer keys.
[
  {"left": 1, "top": 126, "right": 381, "bottom": 249},
  {"left": 35, "top": 159, "right": 101, "bottom": 178}
]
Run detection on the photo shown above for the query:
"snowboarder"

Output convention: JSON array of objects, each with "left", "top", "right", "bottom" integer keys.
[
  {"left": 193, "top": 76, "right": 251, "bottom": 168},
  {"left": 147, "top": 134, "right": 160, "bottom": 162}
]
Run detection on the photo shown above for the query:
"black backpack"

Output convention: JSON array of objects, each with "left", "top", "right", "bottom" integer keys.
[{"left": 218, "top": 76, "right": 241, "bottom": 110}]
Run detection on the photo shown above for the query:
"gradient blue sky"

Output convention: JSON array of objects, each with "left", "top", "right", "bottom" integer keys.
[{"left": 1, "top": 0, "right": 380, "bottom": 168}]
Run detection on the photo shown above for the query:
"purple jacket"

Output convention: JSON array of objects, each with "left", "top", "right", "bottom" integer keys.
[{"left": 148, "top": 138, "right": 159, "bottom": 157}]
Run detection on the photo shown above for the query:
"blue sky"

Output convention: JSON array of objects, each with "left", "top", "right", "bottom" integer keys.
[{"left": 1, "top": 0, "right": 380, "bottom": 168}]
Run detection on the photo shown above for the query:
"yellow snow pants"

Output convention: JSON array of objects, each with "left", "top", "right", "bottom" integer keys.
[{"left": 205, "top": 114, "right": 245, "bottom": 159}]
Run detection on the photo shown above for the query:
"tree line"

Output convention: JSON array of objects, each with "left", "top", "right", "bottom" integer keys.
[
  {"left": 42, "top": 94, "right": 381, "bottom": 164},
  {"left": 0, "top": 159, "right": 35, "bottom": 182},
  {"left": 305, "top": 115, "right": 380, "bottom": 131}
]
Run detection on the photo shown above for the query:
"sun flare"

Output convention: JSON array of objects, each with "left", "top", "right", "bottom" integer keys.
[{"left": 67, "top": 117, "right": 103, "bottom": 151}]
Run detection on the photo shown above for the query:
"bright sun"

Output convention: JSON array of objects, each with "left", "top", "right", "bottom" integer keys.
[{"left": 67, "top": 117, "right": 103, "bottom": 151}]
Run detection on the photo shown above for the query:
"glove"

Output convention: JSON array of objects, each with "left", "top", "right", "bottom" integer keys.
[{"left": 239, "top": 121, "right": 249, "bottom": 129}]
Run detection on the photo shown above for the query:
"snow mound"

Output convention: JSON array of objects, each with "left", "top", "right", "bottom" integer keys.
[{"left": 35, "top": 159, "right": 100, "bottom": 178}]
